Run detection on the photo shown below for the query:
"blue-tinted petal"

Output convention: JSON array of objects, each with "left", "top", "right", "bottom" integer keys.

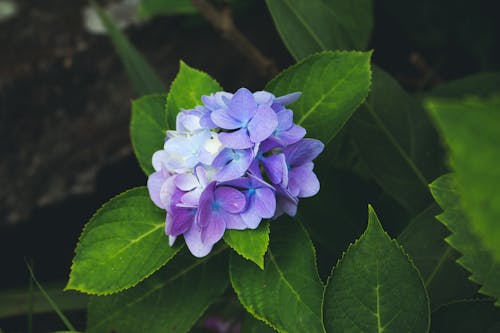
[
  {"left": 274, "top": 92, "right": 301, "bottom": 106},
  {"left": 253, "top": 91, "right": 275, "bottom": 106},
  {"left": 196, "top": 181, "right": 216, "bottom": 227},
  {"left": 248, "top": 105, "right": 278, "bottom": 143},
  {"left": 184, "top": 223, "right": 212, "bottom": 257},
  {"left": 229, "top": 88, "right": 257, "bottom": 122},
  {"left": 283, "top": 138, "right": 324, "bottom": 167},
  {"left": 215, "top": 149, "right": 253, "bottom": 181},
  {"left": 147, "top": 171, "right": 166, "bottom": 208},
  {"left": 215, "top": 186, "right": 246, "bottom": 213},
  {"left": 200, "top": 212, "right": 226, "bottom": 245},
  {"left": 276, "top": 109, "right": 294, "bottom": 131},
  {"left": 224, "top": 213, "right": 247, "bottom": 230},
  {"left": 218, "top": 129, "right": 253, "bottom": 149},
  {"left": 289, "top": 163, "right": 320, "bottom": 198},
  {"left": 254, "top": 187, "right": 276, "bottom": 218},
  {"left": 277, "top": 124, "right": 306, "bottom": 145},
  {"left": 262, "top": 153, "right": 287, "bottom": 185},
  {"left": 211, "top": 109, "right": 241, "bottom": 129}
]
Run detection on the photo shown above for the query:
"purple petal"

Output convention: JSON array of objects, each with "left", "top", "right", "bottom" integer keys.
[
  {"left": 254, "top": 188, "right": 276, "bottom": 218},
  {"left": 276, "top": 109, "right": 294, "bottom": 131},
  {"left": 289, "top": 163, "right": 320, "bottom": 198},
  {"left": 215, "top": 186, "right": 246, "bottom": 213},
  {"left": 253, "top": 91, "right": 275, "bottom": 106},
  {"left": 275, "top": 92, "right": 301, "bottom": 106},
  {"left": 211, "top": 109, "right": 241, "bottom": 130},
  {"left": 215, "top": 149, "right": 253, "bottom": 182},
  {"left": 225, "top": 213, "right": 248, "bottom": 230},
  {"left": 248, "top": 105, "right": 278, "bottom": 143},
  {"left": 274, "top": 185, "right": 298, "bottom": 218},
  {"left": 283, "top": 138, "right": 324, "bottom": 167},
  {"left": 175, "top": 173, "right": 198, "bottom": 191},
  {"left": 229, "top": 88, "right": 257, "bottom": 122},
  {"left": 277, "top": 124, "right": 306, "bottom": 145},
  {"left": 196, "top": 182, "right": 216, "bottom": 227},
  {"left": 221, "top": 176, "right": 251, "bottom": 189},
  {"left": 262, "top": 153, "right": 287, "bottom": 185},
  {"left": 181, "top": 188, "right": 203, "bottom": 206},
  {"left": 166, "top": 206, "right": 195, "bottom": 236},
  {"left": 159, "top": 175, "right": 178, "bottom": 208},
  {"left": 218, "top": 128, "right": 253, "bottom": 149},
  {"left": 184, "top": 223, "right": 213, "bottom": 257},
  {"left": 147, "top": 171, "right": 166, "bottom": 208},
  {"left": 240, "top": 207, "right": 262, "bottom": 229},
  {"left": 200, "top": 212, "right": 226, "bottom": 245}
]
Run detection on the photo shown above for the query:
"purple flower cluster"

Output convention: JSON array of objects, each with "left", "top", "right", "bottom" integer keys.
[{"left": 148, "top": 88, "right": 324, "bottom": 257}]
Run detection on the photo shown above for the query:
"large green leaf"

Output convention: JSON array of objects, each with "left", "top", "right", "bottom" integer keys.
[
  {"left": 230, "top": 217, "right": 325, "bottom": 333},
  {"left": 324, "top": 205, "right": 429, "bottom": 332},
  {"left": 349, "top": 67, "right": 445, "bottom": 214},
  {"left": 66, "top": 187, "right": 181, "bottom": 295},
  {"left": 130, "top": 94, "right": 168, "bottom": 175},
  {"left": 87, "top": 248, "right": 228, "bottom": 333},
  {"left": 427, "top": 95, "right": 500, "bottom": 262},
  {"left": 224, "top": 221, "right": 270, "bottom": 269},
  {"left": 265, "top": 0, "right": 373, "bottom": 60},
  {"left": 398, "top": 204, "right": 476, "bottom": 309},
  {"left": 430, "top": 174, "right": 500, "bottom": 306},
  {"left": 166, "top": 61, "right": 222, "bottom": 130},
  {"left": 431, "top": 300, "right": 500, "bottom": 332},
  {"left": 93, "top": 1, "right": 164, "bottom": 96},
  {"left": 266, "top": 51, "right": 372, "bottom": 145}
]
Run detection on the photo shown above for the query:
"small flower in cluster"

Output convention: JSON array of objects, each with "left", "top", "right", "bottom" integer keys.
[{"left": 147, "top": 88, "right": 324, "bottom": 257}]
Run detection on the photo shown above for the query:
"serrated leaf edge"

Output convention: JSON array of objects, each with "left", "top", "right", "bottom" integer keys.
[
  {"left": 223, "top": 222, "right": 270, "bottom": 270},
  {"left": 323, "top": 205, "right": 430, "bottom": 332},
  {"left": 66, "top": 187, "right": 183, "bottom": 296},
  {"left": 230, "top": 218, "right": 325, "bottom": 333},
  {"left": 165, "top": 60, "right": 223, "bottom": 127},
  {"left": 265, "top": 50, "right": 373, "bottom": 145},
  {"left": 430, "top": 177, "right": 500, "bottom": 307}
]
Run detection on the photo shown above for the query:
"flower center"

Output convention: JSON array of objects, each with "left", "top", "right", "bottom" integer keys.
[{"left": 211, "top": 201, "right": 221, "bottom": 211}]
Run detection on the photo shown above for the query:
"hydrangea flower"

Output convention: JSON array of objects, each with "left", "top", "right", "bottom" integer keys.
[{"left": 148, "top": 88, "right": 324, "bottom": 257}]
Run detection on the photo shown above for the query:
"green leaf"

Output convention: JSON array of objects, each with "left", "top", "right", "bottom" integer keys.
[
  {"left": 349, "top": 66, "right": 445, "bottom": 214},
  {"left": 93, "top": 1, "right": 164, "bottom": 96},
  {"left": 429, "top": 174, "right": 500, "bottom": 306},
  {"left": 130, "top": 94, "right": 168, "bottom": 175},
  {"left": 431, "top": 300, "right": 500, "bottom": 332},
  {"left": 230, "top": 217, "right": 325, "bottom": 333},
  {"left": 138, "top": 0, "right": 197, "bottom": 18},
  {"left": 241, "top": 313, "right": 276, "bottom": 333},
  {"left": 224, "top": 221, "right": 270, "bottom": 269},
  {"left": 398, "top": 204, "right": 476, "bottom": 309},
  {"left": 87, "top": 247, "right": 228, "bottom": 333},
  {"left": 265, "top": 0, "right": 373, "bottom": 60},
  {"left": 66, "top": 187, "right": 181, "bottom": 295},
  {"left": 166, "top": 61, "right": 222, "bottom": 130},
  {"left": 428, "top": 72, "right": 500, "bottom": 98},
  {"left": 266, "top": 51, "right": 372, "bottom": 145},
  {"left": 426, "top": 95, "right": 500, "bottom": 262},
  {"left": 324, "top": 205, "right": 429, "bottom": 332}
]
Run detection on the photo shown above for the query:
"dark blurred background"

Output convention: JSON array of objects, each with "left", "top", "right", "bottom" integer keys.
[{"left": 0, "top": 0, "right": 498, "bottom": 332}]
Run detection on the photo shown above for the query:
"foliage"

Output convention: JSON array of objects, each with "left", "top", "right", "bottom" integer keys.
[{"left": 13, "top": 0, "right": 499, "bottom": 332}]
